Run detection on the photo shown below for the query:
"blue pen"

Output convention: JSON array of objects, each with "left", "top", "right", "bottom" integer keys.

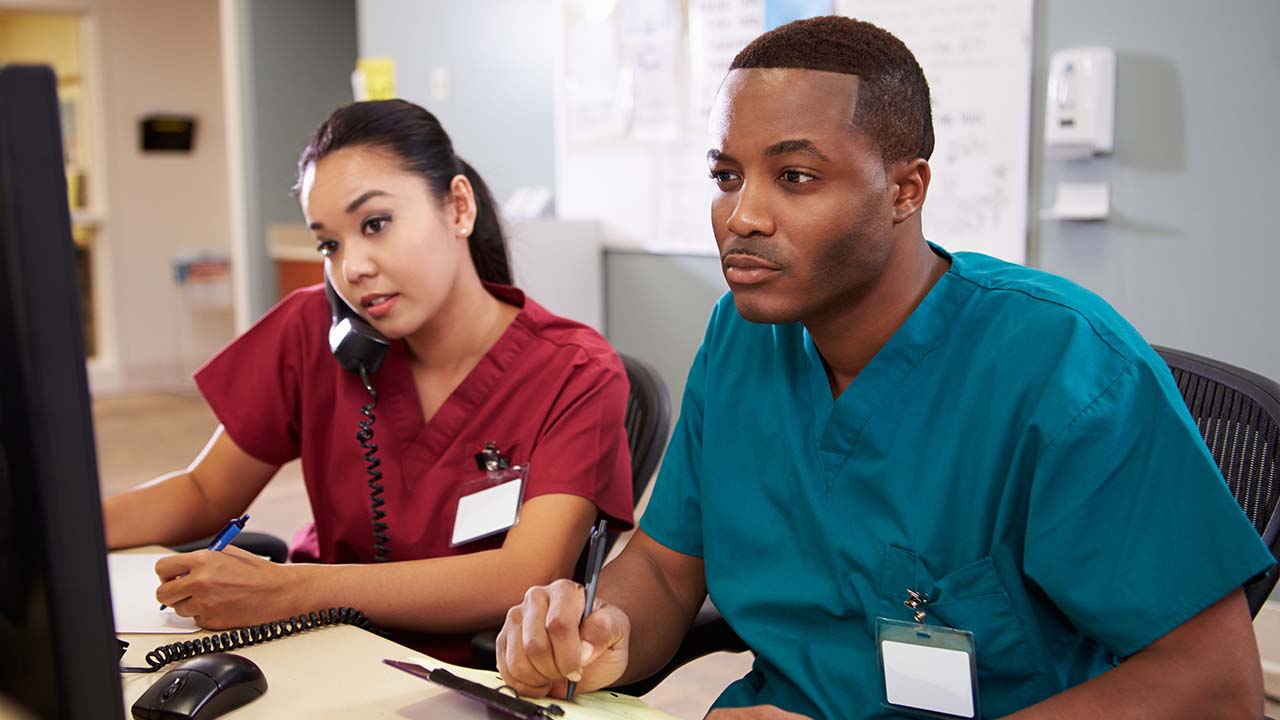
[{"left": 159, "top": 514, "right": 250, "bottom": 610}]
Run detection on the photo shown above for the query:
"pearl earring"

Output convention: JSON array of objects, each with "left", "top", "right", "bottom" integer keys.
[{"left": 459, "top": 227, "right": 470, "bottom": 236}]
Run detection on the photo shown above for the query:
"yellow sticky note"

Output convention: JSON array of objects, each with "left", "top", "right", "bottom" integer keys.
[{"left": 353, "top": 57, "right": 396, "bottom": 101}]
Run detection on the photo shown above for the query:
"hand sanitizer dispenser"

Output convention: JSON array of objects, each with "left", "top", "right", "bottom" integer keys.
[{"left": 1045, "top": 47, "right": 1115, "bottom": 159}]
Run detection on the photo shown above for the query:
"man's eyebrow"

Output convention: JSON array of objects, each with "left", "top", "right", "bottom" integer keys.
[
  {"left": 765, "top": 139, "right": 831, "bottom": 162},
  {"left": 707, "top": 149, "right": 738, "bottom": 164}
]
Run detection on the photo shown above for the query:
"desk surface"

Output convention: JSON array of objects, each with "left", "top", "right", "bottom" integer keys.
[
  {"left": 119, "top": 624, "right": 495, "bottom": 719},
  {"left": 114, "top": 548, "right": 675, "bottom": 719}
]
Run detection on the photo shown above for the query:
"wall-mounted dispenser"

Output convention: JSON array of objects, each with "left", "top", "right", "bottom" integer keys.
[{"left": 1045, "top": 47, "right": 1115, "bottom": 159}]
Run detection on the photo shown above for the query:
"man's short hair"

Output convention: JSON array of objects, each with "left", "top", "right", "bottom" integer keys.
[{"left": 730, "top": 16, "right": 934, "bottom": 163}]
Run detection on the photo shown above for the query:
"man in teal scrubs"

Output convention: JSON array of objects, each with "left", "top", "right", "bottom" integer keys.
[{"left": 496, "top": 16, "right": 1272, "bottom": 719}]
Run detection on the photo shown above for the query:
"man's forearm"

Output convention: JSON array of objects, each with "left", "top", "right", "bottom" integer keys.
[
  {"left": 597, "top": 543, "right": 706, "bottom": 684},
  {"left": 1005, "top": 592, "right": 1262, "bottom": 720},
  {"left": 1004, "top": 650, "right": 1260, "bottom": 720}
]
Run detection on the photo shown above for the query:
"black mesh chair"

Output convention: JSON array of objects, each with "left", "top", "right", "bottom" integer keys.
[
  {"left": 468, "top": 352, "right": 674, "bottom": 668},
  {"left": 1154, "top": 346, "right": 1280, "bottom": 616},
  {"left": 170, "top": 531, "right": 289, "bottom": 563}
]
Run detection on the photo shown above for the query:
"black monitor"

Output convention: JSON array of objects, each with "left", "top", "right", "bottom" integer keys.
[{"left": 0, "top": 65, "right": 124, "bottom": 719}]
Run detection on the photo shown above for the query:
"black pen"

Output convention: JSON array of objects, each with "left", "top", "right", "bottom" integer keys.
[{"left": 566, "top": 518, "right": 608, "bottom": 701}]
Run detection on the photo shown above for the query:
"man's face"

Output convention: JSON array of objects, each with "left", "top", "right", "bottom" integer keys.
[{"left": 708, "top": 68, "right": 899, "bottom": 325}]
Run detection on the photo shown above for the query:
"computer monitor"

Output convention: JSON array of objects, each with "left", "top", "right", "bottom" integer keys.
[{"left": 0, "top": 65, "right": 124, "bottom": 719}]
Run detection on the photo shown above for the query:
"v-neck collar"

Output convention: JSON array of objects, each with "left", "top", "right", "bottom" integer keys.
[
  {"left": 377, "top": 285, "right": 536, "bottom": 462},
  {"left": 803, "top": 243, "right": 976, "bottom": 470}
]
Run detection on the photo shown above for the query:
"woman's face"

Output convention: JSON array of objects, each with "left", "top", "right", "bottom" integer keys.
[{"left": 300, "top": 146, "right": 471, "bottom": 339}]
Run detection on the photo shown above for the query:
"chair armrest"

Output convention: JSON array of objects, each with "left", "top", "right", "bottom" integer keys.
[{"left": 168, "top": 531, "right": 290, "bottom": 564}]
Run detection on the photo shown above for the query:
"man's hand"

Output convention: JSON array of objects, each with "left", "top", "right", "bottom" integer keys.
[
  {"left": 154, "top": 545, "right": 307, "bottom": 628},
  {"left": 706, "top": 706, "right": 813, "bottom": 719},
  {"left": 497, "top": 579, "right": 632, "bottom": 698}
]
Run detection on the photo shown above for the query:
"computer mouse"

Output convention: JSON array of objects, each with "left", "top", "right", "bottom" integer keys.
[{"left": 131, "top": 653, "right": 268, "bottom": 720}]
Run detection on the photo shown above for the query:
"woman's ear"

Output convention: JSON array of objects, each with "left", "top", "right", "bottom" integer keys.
[
  {"left": 449, "top": 174, "right": 479, "bottom": 238},
  {"left": 890, "top": 158, "right": 931, "bottom": 225}
]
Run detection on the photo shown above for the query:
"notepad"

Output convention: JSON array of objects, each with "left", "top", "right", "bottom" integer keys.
[
  {"left": 386, "top": 655, "right": 682, "bottom": 720},
  {"left": 107, "top": 554, "right": 200, "bottom": 633}
]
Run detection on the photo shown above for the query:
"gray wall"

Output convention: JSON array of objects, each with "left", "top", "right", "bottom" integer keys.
[
  {"left": 354, "top": 1, "right": 1280, "bottom": 405},
  {"left": 605, "top": 251, "right": 725, "bottom": 418},
  {"left": 240, "top": 0, "right": 357, "bottom": 319},
  {"left": 1031, "top": 0, "right": 1280, "bottom": 381},
  {"left": 616, "top": 0, "right": 1280, "bottom": 412},
  {"left": 356, "top": 0, "right": 557, "bottom": 203}
]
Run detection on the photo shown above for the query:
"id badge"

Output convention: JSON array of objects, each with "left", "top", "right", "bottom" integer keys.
[
  {"left": 450, "top": 463, "right": 529, "bottom": 547},
  {"left": 877, "top": 616, "right": 980, "bottom": 720}
]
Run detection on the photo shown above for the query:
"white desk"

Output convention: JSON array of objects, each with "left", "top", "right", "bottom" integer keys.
[
  {"left": 119, "top": 624, "right": 491, "bottom": 719},
  {"left": 113, "top": 548, "right": 675, "bottom": 719}
]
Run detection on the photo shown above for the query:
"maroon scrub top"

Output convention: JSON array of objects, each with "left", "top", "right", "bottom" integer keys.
[{"left": 194, "top": 283, "right": 633, "bottom": 662}]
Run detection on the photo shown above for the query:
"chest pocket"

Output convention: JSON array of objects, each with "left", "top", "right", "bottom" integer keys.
[{"left": 878, "top": 546, "right": 1047, "bottom": 718}]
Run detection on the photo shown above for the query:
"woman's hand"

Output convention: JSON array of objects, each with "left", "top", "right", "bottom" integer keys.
[{"left": 154, "top": 546, "right": 311, "bottom": 629}]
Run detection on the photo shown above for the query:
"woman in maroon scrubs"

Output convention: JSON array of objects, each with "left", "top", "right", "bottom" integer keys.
[{"left": 103, "top": 100, "right": 634, "bottom": 664}]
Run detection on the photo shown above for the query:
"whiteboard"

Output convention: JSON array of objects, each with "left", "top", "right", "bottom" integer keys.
[
  {"left": 835, "top": 0, "right": 1033, "bottom": 263},
  {"left": 554, "top": 0, "right": 1033, "bottom": 264}
]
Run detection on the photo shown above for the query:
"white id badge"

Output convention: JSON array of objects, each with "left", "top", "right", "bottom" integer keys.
[
  {"left": 877, "top": 617, "right": 980, "bottom": 720},
  {"left": 450, "top": 464, "right": 528, "bottom": 547}
]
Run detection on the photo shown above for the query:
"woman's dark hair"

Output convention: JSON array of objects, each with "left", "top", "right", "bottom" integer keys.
[{"left": 295, "top": 99, "right": 511, "bottom": 286}]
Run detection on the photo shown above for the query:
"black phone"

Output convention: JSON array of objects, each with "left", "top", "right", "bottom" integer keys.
[
  {"left": 323, "top": 271, "right": 392, "bottom": 561},
  {"left": 324, "top": 273, "right": 390, "bottom": 375}
]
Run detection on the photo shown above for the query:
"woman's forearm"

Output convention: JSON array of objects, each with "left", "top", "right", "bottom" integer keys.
[
  {"left": 103, "top": 471, "right": 229, "bottom": 549},
  {"left": 294, "top": 546, "right": 569, "bottom": 633}
]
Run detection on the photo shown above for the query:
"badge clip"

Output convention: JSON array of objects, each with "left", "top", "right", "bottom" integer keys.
[{"left": 474, "top": 441, "right": 511, "bottom": 473}]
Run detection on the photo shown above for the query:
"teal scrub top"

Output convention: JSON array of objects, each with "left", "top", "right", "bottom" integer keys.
[{"left": 641, "top": 244, "right": 1273, "bottom": 720}]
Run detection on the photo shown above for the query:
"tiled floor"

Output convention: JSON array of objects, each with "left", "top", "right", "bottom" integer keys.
[
  {"left": 94, "top": 391, "right": 1280, "bottom": 719},
  {"left": 93, "top": 391, "right": 746, "bottom": 719}
]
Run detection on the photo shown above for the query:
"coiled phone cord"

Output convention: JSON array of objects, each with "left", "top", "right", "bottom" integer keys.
[
  {"left": 119, "top": 607, "right": 372, "bottom": 673},
  {"left": 358, "top": 364, "right": 390, "bottom": 562}
]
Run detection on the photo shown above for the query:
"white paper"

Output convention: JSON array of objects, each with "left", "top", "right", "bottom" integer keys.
[
  {"left": 881, "top": 639, "right": 975, "bottom": 718},
  {"left": 107, "top": 554, "right": 200, "bottom": 634},
  {"left": 688, "top": 0, "right": 765, "bottom": 130},
  {"left": 451, "top": 479, "right": 523, "bottom": 546},
  {"left": 621, "top": 0, "right": 684, "bottom": 141}
]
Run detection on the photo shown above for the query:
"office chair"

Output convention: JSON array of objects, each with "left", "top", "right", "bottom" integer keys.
[
  {"left": 468, "top": 352, "right": 674, "bottom": 668},
  {"left": 170, "top": 531, "right": 289, "bottom": 563},
  {"left": 1154, "top": 346, "right": 1280, "bottom": 616}
]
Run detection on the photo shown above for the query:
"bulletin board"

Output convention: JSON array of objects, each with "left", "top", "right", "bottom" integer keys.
[{"left": 553, "top": 0, "right": 1033, "bottom": 263}]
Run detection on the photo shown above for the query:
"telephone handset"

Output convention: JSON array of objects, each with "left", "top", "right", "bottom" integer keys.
[
  {"left": 324, "top": 273, "right": 389, "bottom": 375},
  {"left": 324, "top": 272, "right": 393, "bottom": 563}
]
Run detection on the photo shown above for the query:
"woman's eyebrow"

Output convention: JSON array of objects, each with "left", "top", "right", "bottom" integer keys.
[
  {"left": 309, "top": 189, "right": 394, "bottom": 230},
  {"left": 345, "top": 189, "right": 392, "bottom": 213}
]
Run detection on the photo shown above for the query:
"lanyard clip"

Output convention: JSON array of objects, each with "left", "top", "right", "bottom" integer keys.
[
  {"left": 474, "top": 441, "right": 510, "bottom": 473},
  {"left": 904, "top": 588, "right": 930, "bottom": 624}
]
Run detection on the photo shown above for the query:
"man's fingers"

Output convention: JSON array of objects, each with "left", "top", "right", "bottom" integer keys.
[
  {"left": 519, "top": 586, "right": 562, "bottom": 682},
  {"left": 501, "top": 609, "right": 554, "bottom": 697},
  {"left": 544, "top": 582, "right": 589, "bottom": 681},
  {"left": 579, "top": 603, "right": 628, "bottom": 664}
]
